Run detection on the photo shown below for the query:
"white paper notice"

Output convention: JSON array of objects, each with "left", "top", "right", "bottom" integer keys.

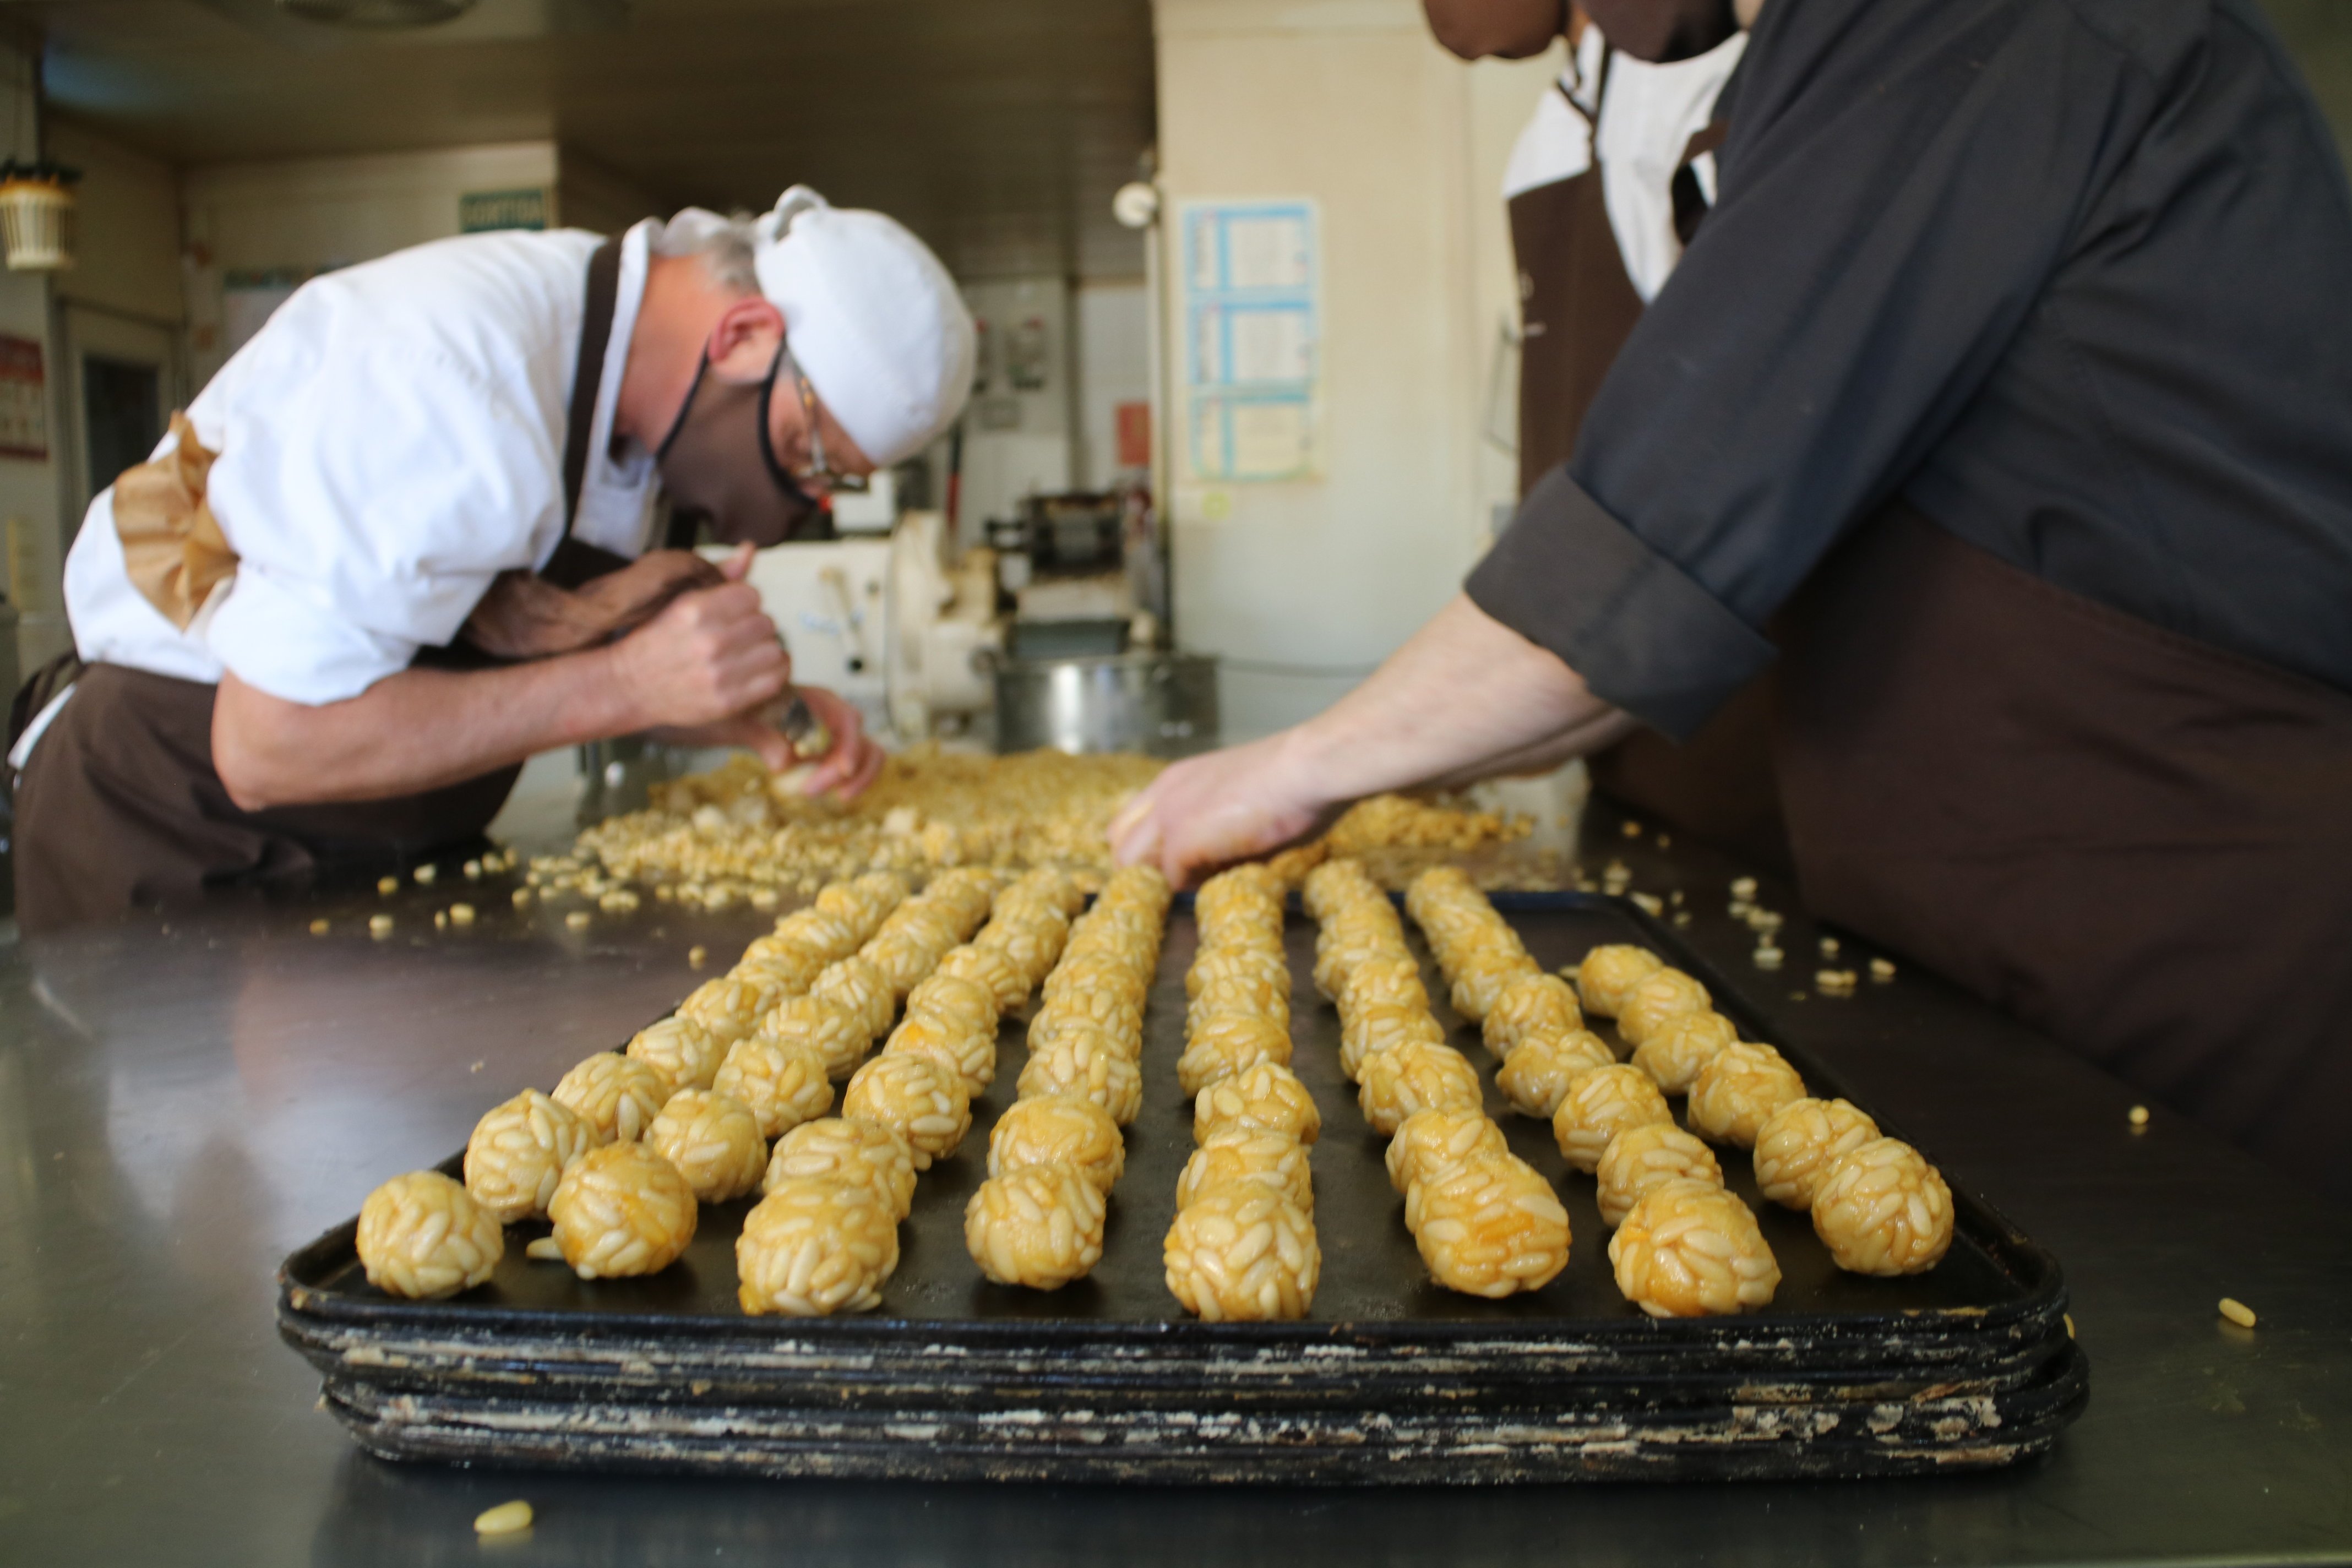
[{"left": 1178, "top": 199, "right": 1322, "bottom": 485}]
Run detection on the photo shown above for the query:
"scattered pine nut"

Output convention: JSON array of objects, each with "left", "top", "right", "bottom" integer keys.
[
  {"left": 688, "top": 945, "right": 709, "bottom": 969},
  {"left": 565, "top": 910, "right": 591, "bottom": 930},
  {"left": 525, "top": 1237, "right": 564, "bottom": 1261},
  {"left": 1657, "top": 834, "right": 1672, "bottom": 848},
  {"left": 2128, "top": 1105, "right": 2150, "bottom": 1127},
  {"left": 511, "top": 888, "right": 533, "bottom": 908},
  {"left": 463, "top": 859, "right": 483, "bottom": 880},
  {"left": 433, "top": 911, "right": 449, "bottom": 930},
  {"left": 2219, "top": 1298, "right": 2257, "bottom": 1330},
  {"left": 474, "top": 1500, "right": 533, "bottom": 1536},
  {"left": 2064, "top": 1313, "right": 2076, "bottom": 1338},
  {"left": 469, "top": 1060, "right": 485, "bottom": 1074},
  {"left": 449, "top": 903, "right": 476, "bottom": 926},
  {"left": 414, "top": 864, "right": 438, "bottom": 885},
  {"left": 1870, "top": 957, "right": 1897, "bottom": 981},
  {"left": 1730, "top": 877, "right": 1757, "bottom": 900},
  {"left": 1631, "top": 892, "right": 1663, "bottom": 916},
  {"left": 377, "top": 876, "right": 399, "bottom": 896},
  {"left": 1820, "top": 936, "right": 1841, "bottom": 958},
  {"left": 368, "top": 913, "right": 394, "bottom": 938},
  {"left": 1621, "top": 820, "right": 1643, "bottom": 838},
  {"left": 308, "top": 918, "right": 330, "bottom": 936},
  {"left": 1754, "top": 945, "right": 1784, "bottom": 970}
]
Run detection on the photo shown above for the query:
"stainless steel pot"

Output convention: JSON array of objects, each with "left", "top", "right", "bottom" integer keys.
[{"left": 991, "top": 651, "right": 1218, "bottom": 758}]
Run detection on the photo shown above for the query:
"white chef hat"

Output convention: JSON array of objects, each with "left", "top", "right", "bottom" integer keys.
[{"left": 754, "top": 186, "right": 976, "bottom": 467}]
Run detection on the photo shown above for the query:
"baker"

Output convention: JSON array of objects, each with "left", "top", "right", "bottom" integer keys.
[
  {"left": 1427, "top": 0, "right": 1787, "bottom": 869},
  {"left": 1115, "top": 0, "right": 2352, "bottom": 1194},
  {"left": 8, "top": 187, "right": 972, "bottom": 933}
]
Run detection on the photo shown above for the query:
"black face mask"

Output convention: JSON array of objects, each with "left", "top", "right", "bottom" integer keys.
[
  {"left": 654, "top": 350, "right": 826, "bottom": 548},
  {"left": 1581, "top": 0, "right": 1739, "bottom": 61}
]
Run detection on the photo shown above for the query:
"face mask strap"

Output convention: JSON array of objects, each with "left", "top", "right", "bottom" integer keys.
[{"left": 654, "top": 351, "right": 713, "bottom": 465}]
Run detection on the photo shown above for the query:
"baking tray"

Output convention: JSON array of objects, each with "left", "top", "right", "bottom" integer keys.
[{"left": 279, "top": 892, "right": 2088, "bottom": 1483}]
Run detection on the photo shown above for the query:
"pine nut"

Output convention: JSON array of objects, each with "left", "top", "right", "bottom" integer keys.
[
  {"left": 376, "top": 876, "right": 398, "bottom": 896},
  {"left": 2128, "top": 1105, "right": 2150, "bottom": 1127},
  {"left": 2219, "top": 1297, "right": 2256, "bottom": 1329},
  {"left": 473, "top": 1500, "right": 533, "bottom": 1534}
]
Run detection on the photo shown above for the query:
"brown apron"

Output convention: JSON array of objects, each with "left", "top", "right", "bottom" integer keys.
[
  {"left": 8, "top": 239, "right": 679, "bottom": 933},
  {"left": 1776, "top": 504, "right": 2352, "bottom": 1195},
  {"left": 1507, "top": 68, "right": 1791, "bottom": 872}
]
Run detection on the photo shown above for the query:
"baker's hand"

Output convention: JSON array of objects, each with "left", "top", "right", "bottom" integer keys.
[
  {"left": 608, "top": 557, "right": 788, "bottom": 730},
  {"left": 654, "top": 685, "right": 886, "bottom": 798},
  {"left": 1109, "top": 731, "right": 1335, "bottom": 886}
]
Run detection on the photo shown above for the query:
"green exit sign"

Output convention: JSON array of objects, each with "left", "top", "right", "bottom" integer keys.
[{"left": 459, "top": 188, "right": 551, "bottom": 233}]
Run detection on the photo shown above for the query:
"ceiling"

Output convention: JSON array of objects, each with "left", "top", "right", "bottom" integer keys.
[{"left": 13, "top": 0, "right": 1158, "bottom": 277}]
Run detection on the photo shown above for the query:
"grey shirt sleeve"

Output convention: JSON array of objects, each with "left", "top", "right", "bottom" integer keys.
[{"left": 1468, "top": 0, "right": 2147, "bottom": 739}]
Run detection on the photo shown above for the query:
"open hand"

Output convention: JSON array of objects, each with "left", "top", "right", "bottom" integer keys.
[{"left": 1108, "top": 730, "right": 1336, "bottom": 886}]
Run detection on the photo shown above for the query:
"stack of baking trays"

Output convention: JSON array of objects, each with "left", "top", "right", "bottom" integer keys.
[{"left": 279, "top": 885, "right": 2087, "bottom": 1485}]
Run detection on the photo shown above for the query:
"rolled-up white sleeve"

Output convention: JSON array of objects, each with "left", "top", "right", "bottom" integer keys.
[{"left": 198, "top": 308, "right": 567, "bottom": 705}]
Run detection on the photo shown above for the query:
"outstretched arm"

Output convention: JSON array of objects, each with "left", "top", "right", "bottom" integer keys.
[{"left": 1110, "top": 593, "right": 1632, "bottom": 882}]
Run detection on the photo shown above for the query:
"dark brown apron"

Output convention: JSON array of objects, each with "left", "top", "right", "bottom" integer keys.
[
  {"left": 1777, "top": 504, "right": 2352, "bottom": 1196},
  {"left": 1507, "top": 72, "right": 1791, "bottom": 872},
  {"left": 8, "top": 241, "right": 639, "bottom": 933}
]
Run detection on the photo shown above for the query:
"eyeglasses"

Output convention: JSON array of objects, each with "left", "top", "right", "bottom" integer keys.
[{"left": 778, "top": 348, "right": 870, "bottom": 494}]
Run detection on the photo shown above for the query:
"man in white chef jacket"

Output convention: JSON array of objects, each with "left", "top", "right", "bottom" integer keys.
[{"left": 6, "top": 187, "right": 973, "bottom": 933}]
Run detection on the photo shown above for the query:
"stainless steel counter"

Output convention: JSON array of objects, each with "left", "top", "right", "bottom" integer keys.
[{"left": 3, "top": 815, "right": 2348, "bottom": 1566}]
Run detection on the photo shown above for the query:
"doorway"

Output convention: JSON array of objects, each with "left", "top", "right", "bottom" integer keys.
[{"left": 57, "top": 306, "right": 182, "bottom": 534}]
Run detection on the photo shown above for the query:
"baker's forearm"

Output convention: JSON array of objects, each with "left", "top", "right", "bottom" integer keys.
[
  {"left": 1280, "top": 594, "right": 1621, "bottom": 808},
  {"left": 214, "top": 649, "right": 636, "bottom": 809},
  {"left": 1419, "top": 705, "right": 1641, "bottom": 792}
]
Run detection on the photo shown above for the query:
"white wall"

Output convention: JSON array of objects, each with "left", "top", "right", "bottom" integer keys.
[
  {"left": 1152, "top": 0, "right": 1560, "bottom": 739},
  {"left": 956, "top": 275, "right": 1075, "bottom": 541},
  {"left": 181, "top": 141, "right": 560, "bottom": 387},
  {"left": 1075, "top": 277, "right": 1151, "bottom": 491}
]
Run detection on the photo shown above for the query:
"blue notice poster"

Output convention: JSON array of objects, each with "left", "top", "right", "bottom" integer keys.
[{"left": 1178, "top": 199, "right": 1321, "bottom": 483}]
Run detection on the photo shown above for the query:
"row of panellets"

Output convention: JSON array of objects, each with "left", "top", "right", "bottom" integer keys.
[
  {"left": 1404, "top": 865, "right": 1956, "bottom": 1314},
  {"left": 1163, "top": 864, "right": 1326, "bottom": 1322},
  {"left": 357, "top": 867, "right": 1010, "bottom": 1310},
  {"left": 1308, "top": 859, "right": 1576, "bottom": 1300},
  {"left": 963, "top": 866, "right": 1174, "bottom": 1290}
]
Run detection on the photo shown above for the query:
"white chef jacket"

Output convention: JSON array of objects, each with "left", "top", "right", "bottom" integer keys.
[
  {"left": 58, "top": 217, "right": 665, "bottom": 712},
  {"left": 1500, "top": 26, "right": 1749, "bottom": 303}
]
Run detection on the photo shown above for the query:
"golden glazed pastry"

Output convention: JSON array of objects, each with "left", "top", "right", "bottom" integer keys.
[
  {"left": 1447, "top": 945, "right": 1543, "bottom": 1026},
  {"left": 737, "top": 1177, "right": 900, "bottom": 1315},
  {"left": 1177, "top": 1129, "right": 1314, "bottom": 1211},
  {"left": 358, "top": 1171, "right": 504, "bottom": 1299},
  {"left": 1494, "top": 1029, "right": 1618, "bottom": 1119},
  {"left": 547, "top": 1142, "right": 699, "bottom": 1280},
  {"left": 1753, "top": 1097, "right": 1881, "bottom": 1211},
  {"left": 987, "top": 1094, "right": 1126, "bottom": 1191},
  {"left": 964, "top": 1163, "right": 1109, "bottom": 1290},
  {"left": 1551, "top": 1063, "right": 1675, "bottom": 1173},
  {"left": 1035, "top": 991, "right": 1145, "bottom": 1058},
  {"left": 1193, "top": 1061, "right": 1321, "bottom": 1146},
  {"left": 1594, "top": 1122, "right": 1724, "bottom": 1228},
  {"left": 1015, "top": 1025, "right": 1144, "bottom": 1125},
  {"left": 934, "top": 942, "right": 1032, "bottom": 1016},
  {"left": 1480, "top": 973, "right": 1583, "bottom": 1060},
  {"left": 1631, "top": 1010, "right": 1740, "bottom": 1095},
  {"left": 627, "top": 1015, "right": 728, "bottom": 1094},
  {"left": 811, "top": 955, "right": 897, "bottom": 1042},
  {"left": 1811, "top": 1137, "right": 1955, "bottom": 1276},
  {"left": 907, "top": 971, "right": 1001, "bottom": 1037},
  {"left": 884, "top": 1012, "right": 997, "bottom": 1097},
  {"left": 761, "top": 992, "right": 873, "bottom": 1081},
  {"left": 1608, "top": 1180, "right": 1781, "bottom": 1317},
  {"left": 1358, "top": 1040, "right": 1485, "bottom": 1136},
  {"left": 1385, "top": 1107, "right": 1509, "bottom": 1195},
  {"left": 676, "top": 975, "right": 774, "bottom": 1047},
  {"left": 1329, "top": 952, "right": 1427, "bottom": 1015},
  {"left": 1043, "top": 954, "right": 1149, "bottom": 1012},
  {"left": 646, "top": 1089, "right": 769, "bottom": 1202},
  {"left": 763, "top": 1117, "right": 918, "bottom": 1220},
  {"left": 1685, "top": 1042, "right": 1808, "bottom": 1148},
  {"left": 1188, "top": 977, "right": 1291, "bottom": 1038},
  {"left": 1337, "top": 1001, "right": 1447, "bottom": 1084},
  {"left": 464, "top": 1088, "right": 600, "bottom": 1224},
  {"left": 874, "top": 901, "right": 960, "bottom": 956},
  {"left": 977, "top": 908, "right": 1070, "bottom": 987},
  {"left": 842, "top": 1053, "right": 972, "bottom": 1169},
  {"left": 1175, "top": 1012, "right": 1293, "bottom": 1096},
  {"left": 1184, "top": 944, "right": 1289, "bottom": 1000},
  {"left": 732, "top": 937, "right": 826, "bottom": 997},
  {"left": 552, "top": 1051, "right": 669, "bottom": 1144},
  {"left": 711, "top": 1035, "right": 835, "bottom": 1140},
  {"left": 1575, "top": 944, "right": 1664, "bottom": 1018},
  {"left": 1403, "top": 1152, "right": 1571, "bottom": 1299},
  {"left": 1163, "top": 1182, "right": 1320, "bottom": 1322},
  {"left": 860, "top": 930, "right": 946, "bottom": 1000},
  {"left": 1615, "top": 968, "right": 1712, "bottom": 1048},
  {"left": 774, "top": 907, "right": 861, "bottom": 962}
]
